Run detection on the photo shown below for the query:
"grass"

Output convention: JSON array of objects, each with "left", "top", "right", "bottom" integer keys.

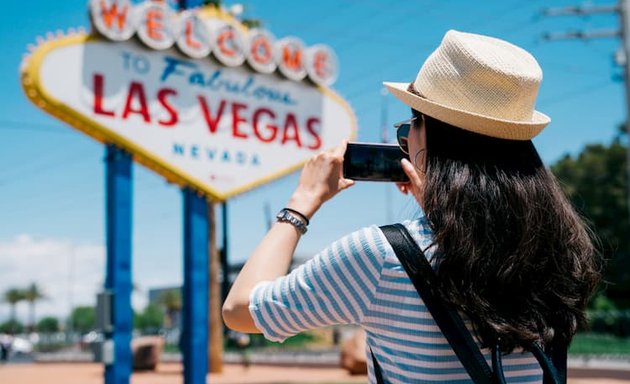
[
  {"left": 166, "top": 331, "right": 630, "bottom": 357},
  {"left": 570, "top": 333, "right": 630, "bottom": 355},
  {"left": 163, "top": 331, "right": 321, "bottom": 353}
]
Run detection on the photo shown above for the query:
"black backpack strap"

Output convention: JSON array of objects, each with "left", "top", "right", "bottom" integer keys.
[
  {"left": 380, "top": 224, "right": 494, "bottom": 384},
  {"left": 548, "top": 345, "right": 568, "bottom": 384},
  {"left": 532, "top": 343, "right": 567, "bottom": 384},
  {"left": 370, "top": 346, "right": 385, "bottom": 384}
]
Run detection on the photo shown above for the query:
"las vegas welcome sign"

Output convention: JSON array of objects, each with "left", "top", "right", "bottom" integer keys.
[{"left": 20, "top": 0, "right": 356, "bottom": 201}]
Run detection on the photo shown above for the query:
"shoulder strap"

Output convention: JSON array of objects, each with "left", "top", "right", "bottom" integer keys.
[
  {"left": 380, "top": 224, "right": 494, "bottom": 384},
  {"left": 534, "top": 343, "right": 567, "bottom": 384},
  {"left": 550, "top": 345, "right": 567, "bottom": 384},
  {"left": 370, "top": 346, "right": 385, "bottom": 384}
]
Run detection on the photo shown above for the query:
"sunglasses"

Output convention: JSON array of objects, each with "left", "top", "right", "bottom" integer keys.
[{"left": 394, "top": 117, "right": 417, "bottom": 155}]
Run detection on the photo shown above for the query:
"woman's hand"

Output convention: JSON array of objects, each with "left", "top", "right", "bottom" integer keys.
[
  {"left": 395, "top": 158, "right": 425, "bottom": 207},
  {"left": 287, "top": 141, "right": 355, "bottom": 219}
]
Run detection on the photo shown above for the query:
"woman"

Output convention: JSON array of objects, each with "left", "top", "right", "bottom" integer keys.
[{"left": 223, "top": 30, "right": 601, "bottom": 383}]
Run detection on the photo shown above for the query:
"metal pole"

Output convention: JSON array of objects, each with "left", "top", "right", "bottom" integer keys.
[
  {"left": 179, "top": 0, "right": 204, "bottom": 10},
  {"left": 621, "top": 0, "right": 630, "bottom": 221},
  {"left": 67, "top": 246, "right": 74, "bottom": 342},
  {"left": 179, "top": 1, "right": 209, "bottom": 382},
  {"left": 182, "top": 189, "right": 209, "bottom": 384},
  {"left": 221, "top": 202, "right": 229, "bottom": 303},
  {"left": 209, "top": 202, "right": 223, "bottom": 373},
  {"left": 104, "top": 144, "right": 133, "bottom": 384}
]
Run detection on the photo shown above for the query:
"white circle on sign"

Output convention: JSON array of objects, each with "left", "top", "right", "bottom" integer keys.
[
  {"left": 135, "top": 2, "right": 176, "bottom": 51},
  {"left": 275, "top": 37, "right": 307, "bottom": 81},
  {"left": 209, "top": 20, "right": 246, "bottom": 67},
  {"left": 245, "top": 29, "right": 277, "bottom": 74},
  {"left": 89, "top": 0, "right": 136, "bottom": 42},
  {"left": 305, "top": 44, "right": 338, "bottom": 86},
  {"left": 176, "top": 10, "right": 212, "bottom": 59}
]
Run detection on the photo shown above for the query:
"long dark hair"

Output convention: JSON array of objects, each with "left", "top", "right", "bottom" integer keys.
[{"left": 416, "top": 110, "right": 601, "bottom": 352}]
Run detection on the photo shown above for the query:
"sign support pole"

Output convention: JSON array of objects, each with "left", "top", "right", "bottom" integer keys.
[
  {"left": 179, "top": 0, "right": 204, "bottom": 9},
  {"left": 182, "top": 189, "right": 209, "bottom": 384},
  {"left": 178, "top": 2, "right": 212, "bottom": 381},
  {"left": 209, "top": 202, "right": 224, "bottom": 373},
  {"left": 104, "top": 144, "right": 133, "bottom": 384},
  {"left": 221, "top": 202, "right": 230, "bottom": 302}
]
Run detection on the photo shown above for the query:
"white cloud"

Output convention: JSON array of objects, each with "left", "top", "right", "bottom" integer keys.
[{"left": 0, "top": 234, "right": 105, "bottom": 323}]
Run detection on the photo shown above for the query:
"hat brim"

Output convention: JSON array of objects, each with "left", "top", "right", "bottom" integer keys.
[{"left": 383, "top": 82, "right": 550, "bottom": 141}]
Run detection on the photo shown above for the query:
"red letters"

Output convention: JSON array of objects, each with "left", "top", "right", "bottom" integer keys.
[
  {"left": 306, "top": 117, "right": 322, "bottom": 150},
  {"left": 198, "top": 96, "right": 225, "bottom": 133},
  {"left": 93, "top": 73, "right": 115, "bottom": 117},
  {"left": 218, "top": 29, "right": 237, "bottom": 57},
  {"left": 93, "top": 74, "right": 179, "bottom": 128},
  {"left": 231, "top": 103, "right": 248, "bottom": 139},
  {"left": 99, "top": 0, "right": 129, "bottom": 30},
  {"left": 253, "top": 108, "right": 277, "bottom": 142},
  {"left": 157, "top": 88, "right": 178, "bottom": 127},
  {"left": 283, "top": 46, "right": 302, "bottom": 71},
  {"left": 91, "top": 76, "right": 325, "bottom": 150},
  {"left": 146, "top": 9, "right": 164, "bottom": 41},
  {"left": 251, "top": 37, "right": 273, "bottom": 64},
  {"left": 185, "top": 19, "right": 202, "bottom": 49},
  {"left": 122, "top": 82, "right": 150, "bottom": 123},
  {"left": 281, "top": 113, "right": 302, "bottom": 147}
]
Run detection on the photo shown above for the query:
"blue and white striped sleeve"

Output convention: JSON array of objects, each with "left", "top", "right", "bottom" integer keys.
[{"left": 248, "top": 225, "right": 387, "bottom": 343}]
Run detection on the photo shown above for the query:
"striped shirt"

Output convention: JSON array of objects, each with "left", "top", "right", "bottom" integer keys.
[{"left": 249, "top": 214, "right": 544, "bottom": 383}]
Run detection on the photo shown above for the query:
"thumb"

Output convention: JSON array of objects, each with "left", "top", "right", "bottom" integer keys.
[{"left": 339, "top": 178, "right": 355, "bottom": 190}]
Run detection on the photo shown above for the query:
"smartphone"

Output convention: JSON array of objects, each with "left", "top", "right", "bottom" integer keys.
[{"left": 343, "top": 142, "right": 409, "bottom": 182}]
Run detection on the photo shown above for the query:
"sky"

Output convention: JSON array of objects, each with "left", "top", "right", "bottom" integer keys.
[{"left": 0, "top": 0, "right": 625, "bottom": 323}]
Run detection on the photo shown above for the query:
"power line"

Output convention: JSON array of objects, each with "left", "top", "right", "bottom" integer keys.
[
  {"left": 463, "top": 0, "right": 543, "bottom": 33},
  {"left": 342, "top": 0, "right": 550, "bottom": 110},
  {"left": 0, "top": 120, "right": 74, "bottom": 134},
  {"left": 542, "top": 0, "right": 630, "bottom": 227},
  {"left": 538, "top": 79, "right": 617, "bottom": 108},
  {"left": 0, "top": 149, "right": 96, "bottom": 183}
]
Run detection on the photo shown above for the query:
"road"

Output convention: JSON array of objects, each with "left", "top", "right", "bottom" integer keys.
[{"left": 1, "top": 362, "right": 630, "bottom": 384}]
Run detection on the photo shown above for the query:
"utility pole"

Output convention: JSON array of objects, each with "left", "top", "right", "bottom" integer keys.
[{"left": 543, "top": 0, "right": 630, "bottom": 221}]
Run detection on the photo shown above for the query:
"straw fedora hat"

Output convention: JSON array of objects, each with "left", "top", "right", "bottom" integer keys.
[{"left": 384, "top": 30, "right": 550, "bottom": 140}]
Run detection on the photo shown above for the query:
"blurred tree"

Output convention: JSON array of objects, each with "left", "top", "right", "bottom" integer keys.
[
  {"left": 0, "top": 320, "right": 24, "bottom": 334},
  {"left": 134, "top": 304, "right": 164, "bottom": 333},
  {"left": 551, "top": 132, "right": 630, "bottom": 307},
  {"left": 70, "top": 306, "right": 96, "bottom": 334},
  {"left": 36, "top": 317, "right": 60, "bottom": 333},
  {"left": 241, "top": 19, "right": 262, "bottom": 29},
  {"left": 155, "top": 289, "right": 181, "bottom": 328},
  {"left": 3, "top": 288, "right": 25, "bottom": 323},
  {"left": 23, "top": 283, "right": 46, "bottom": 332},
  {"left": 202, "top": 0, "right": 221, "bottom": 7},
  {"left": 590, "top": 293, "right": 618, "bottom": 312}
]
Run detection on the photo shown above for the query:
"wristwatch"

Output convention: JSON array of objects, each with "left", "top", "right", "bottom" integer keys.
[{"left": 276, "top": 208, "right": 308, "bottom": 234}]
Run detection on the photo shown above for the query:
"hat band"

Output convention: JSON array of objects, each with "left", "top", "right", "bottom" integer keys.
[{"left": 407, "top": 82, "right": 421, "bottom": 97}]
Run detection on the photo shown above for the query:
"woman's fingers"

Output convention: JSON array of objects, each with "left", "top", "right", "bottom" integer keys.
[
  {"left": 294, "top": 142, "right": 354, "bottom": 209},
  {"left": 401, "top": 158, "right": 423, "bottom": 186},
  {"left": 395, "top": 182, "right": 410, "bottom": 195},
  {"left": 333, "top": 140, "right": 348, "bottom": 159}
]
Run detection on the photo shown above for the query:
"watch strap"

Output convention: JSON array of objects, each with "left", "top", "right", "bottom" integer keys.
[{"left": 276, "top": 209, "right": 308, "bottom": 234}]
